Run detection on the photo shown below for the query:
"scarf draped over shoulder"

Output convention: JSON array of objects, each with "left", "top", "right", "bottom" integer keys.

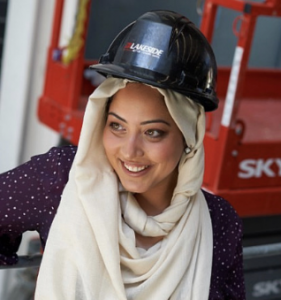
[{"left": 35, "top": 78, "right": 213, "bottom": 300}]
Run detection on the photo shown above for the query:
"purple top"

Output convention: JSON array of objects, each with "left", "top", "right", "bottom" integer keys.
[{"left": 0, "top": 146, "right": 245, "bottom": 299}]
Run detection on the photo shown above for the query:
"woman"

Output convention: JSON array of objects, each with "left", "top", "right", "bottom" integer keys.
[{"left": 0, "top": 10, "right": 245, "bottom": 299}]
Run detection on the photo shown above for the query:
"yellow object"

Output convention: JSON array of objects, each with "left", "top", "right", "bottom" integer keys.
[{"left": 62, "top": 0, "right": 89, "bottom": 65}]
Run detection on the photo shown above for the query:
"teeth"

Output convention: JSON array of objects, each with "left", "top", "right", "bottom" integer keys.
[{"left": 124, "top": 163, "right": 148, "bottom": 172}]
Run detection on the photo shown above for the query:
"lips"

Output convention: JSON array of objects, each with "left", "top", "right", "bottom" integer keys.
[{"left": 124, "top": 163, "right": 149, "bottom": 173}]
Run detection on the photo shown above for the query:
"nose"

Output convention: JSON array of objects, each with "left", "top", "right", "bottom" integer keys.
[{"left": 121, "top": 135, "right": 144, "bottom": 159}]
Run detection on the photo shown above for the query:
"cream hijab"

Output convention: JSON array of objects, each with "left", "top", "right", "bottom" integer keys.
[{"left": 35, "top": 77, "right": 213, "bottom": 300}]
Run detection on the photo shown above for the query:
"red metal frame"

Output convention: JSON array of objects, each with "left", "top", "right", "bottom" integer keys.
[
  {"left": 201, "top": 0, "right": 281, "bottom": 217},
  {"left": 38, "top": 0, "right": 94, "bottom": 143},
  {"left": 38, "top": 0, "right": 281, "bottom": 217}
]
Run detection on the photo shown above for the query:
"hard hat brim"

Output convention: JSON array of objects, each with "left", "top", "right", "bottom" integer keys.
[{"left": 90, "top": 63, "right": 219, "bottom": 112}]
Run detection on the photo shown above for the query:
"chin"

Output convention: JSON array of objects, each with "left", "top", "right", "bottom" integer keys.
[{"left": 120, "top": 181, "right": 148, "bottom": 194}]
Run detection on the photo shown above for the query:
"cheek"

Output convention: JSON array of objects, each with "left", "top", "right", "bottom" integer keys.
[
  {"left": 102, "top": 129, "right": 113, "bottom": 156},
  {"left": 102, "top": 129, "right": 107, "bottom": 149},
  {"left": 148, "top": 138, "right": 184, "bottom": 165},
  {"left": 102, "top": 129, "right": 122, "bottom": 164}
]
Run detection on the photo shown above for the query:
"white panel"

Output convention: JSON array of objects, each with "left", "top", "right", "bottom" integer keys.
[
  {"left": 0, "top": 0, "right": 58, "bottom": 298},
  {"left": 21, "top": 0, "right": 59, "bottom": 163},
  {"left": 0, "top": 0, "right": 39, "bottom": 172},
  {"left": 221, "top": 46, "right": 244, "bottom": 127}
]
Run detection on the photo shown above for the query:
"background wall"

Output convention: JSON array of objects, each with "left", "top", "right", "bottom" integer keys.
[
  {"left": 0, "top": 0, "right": 58, "bottom": 174},
  {"left": 0, "top": 0, "right": 56, "bottom": 298},
  {"left": 0, "top": 0, "right": 8, "bottom": 78}
]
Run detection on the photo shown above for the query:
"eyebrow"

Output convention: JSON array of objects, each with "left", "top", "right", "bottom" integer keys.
[{"left": 108, "top": 112, "right": 171, "bottom": 126}]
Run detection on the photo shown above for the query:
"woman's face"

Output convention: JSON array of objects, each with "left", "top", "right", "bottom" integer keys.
[{"left": 103, "top": 83, "right": 184, "bottom": 197}]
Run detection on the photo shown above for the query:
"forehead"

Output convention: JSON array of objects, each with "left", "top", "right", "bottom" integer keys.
[{"left": 109, "top": 83, "right": 168, "bottom": 114}]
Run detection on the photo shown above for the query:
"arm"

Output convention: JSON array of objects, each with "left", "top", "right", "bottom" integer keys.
[
  {"left": 0, "top": 146, "right": 76, "bottom": 265},
  {"left": 224, "top": 215, "right": 245, "bottom": 300},
  {"left": 204, "top": 191, "right": 246, "bottom": 300}
]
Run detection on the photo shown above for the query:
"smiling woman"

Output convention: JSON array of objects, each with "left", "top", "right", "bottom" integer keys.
[
  {"left": 103, "top": 83, "right": 184, "bottom": 215},
  {"left": 0, "top": 10, "right": 245, "bottom": 300}
]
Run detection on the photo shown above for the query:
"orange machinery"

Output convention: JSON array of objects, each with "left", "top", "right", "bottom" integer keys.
[
  {"left": 201, "top": 0, "right": 281, "bottom": 218},
  {"left": 38, "top": 0, "right": 281, "bottom": 218}
]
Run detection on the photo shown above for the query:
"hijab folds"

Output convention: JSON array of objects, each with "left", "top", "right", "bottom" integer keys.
[{"left": 35, "top": 78, "right": 213, "bottom": 300}]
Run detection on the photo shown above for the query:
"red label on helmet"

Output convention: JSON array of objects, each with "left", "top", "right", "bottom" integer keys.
[{"left": 124, "top": 42, "right": 164, "bottom": 58}]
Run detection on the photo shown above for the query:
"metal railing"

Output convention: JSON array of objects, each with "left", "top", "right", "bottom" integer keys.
[{"left": 0, "top": 254, "right": 42, "bottom": 270}]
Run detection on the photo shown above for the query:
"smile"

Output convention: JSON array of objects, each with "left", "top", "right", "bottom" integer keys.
[{"left": 123, "top": 163, "right": 149, "bottom": 173}]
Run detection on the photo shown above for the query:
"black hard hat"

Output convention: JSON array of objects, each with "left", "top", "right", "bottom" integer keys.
[{"left": 91, "top": 10, "right": 218, "bottom": 111}]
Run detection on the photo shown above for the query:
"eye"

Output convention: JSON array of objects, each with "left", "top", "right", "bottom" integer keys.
[
  {"left": 145, "top": 129, "right": 165, "bottom": 138},
  {"left": 109, "top": 122, "right": 125, "bottom": 132}
]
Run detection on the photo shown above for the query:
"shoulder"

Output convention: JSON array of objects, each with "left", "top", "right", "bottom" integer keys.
[
  {"left": 30, "top": 145, "right": 77, "bottom": 183},
  {"left": 202, "top": 189, "right": 243, "bottom": 251},
  {"left": 202, "top": 189, "right": 242, "bottom": 231},
  {"left": 30, "top": 145, "right": 77, "bottom": 165}
]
